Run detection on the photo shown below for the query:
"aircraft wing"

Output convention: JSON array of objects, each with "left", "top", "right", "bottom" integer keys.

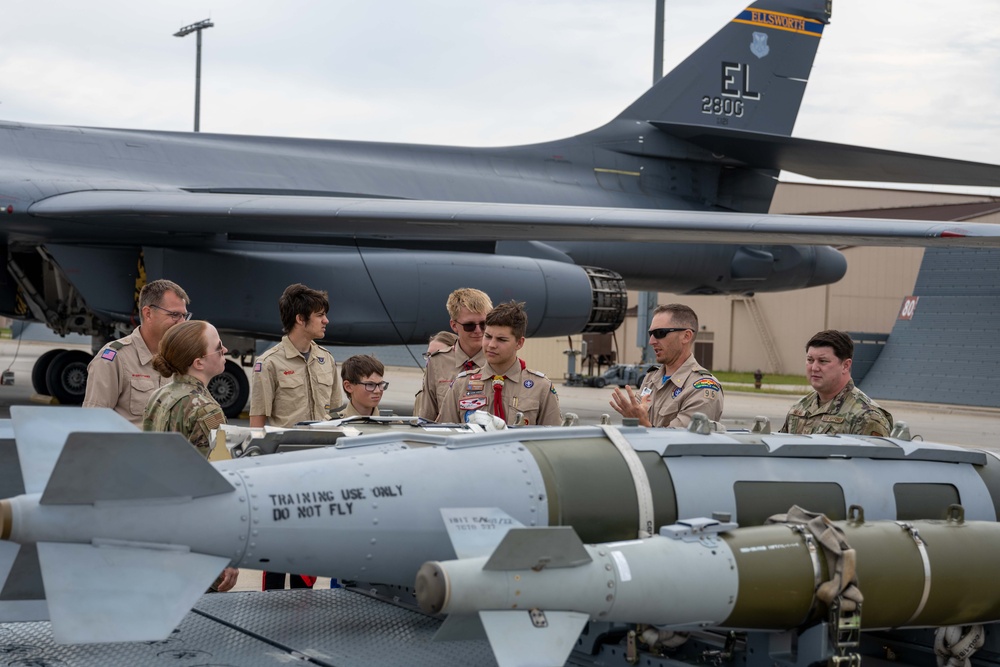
[
  {"left": 652, "top": 122, "right": 1000, "bottom": 186},
  {"left": 29, "top": 190, "right": 1000, "bottom": 248}
]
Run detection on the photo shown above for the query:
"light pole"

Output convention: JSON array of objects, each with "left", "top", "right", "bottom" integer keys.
[
  {"left": 174, "top": 19, "right": 214, "bottom": 132},
  {"left": 637, "top": 0, "right": 666, "bottom": 364}
]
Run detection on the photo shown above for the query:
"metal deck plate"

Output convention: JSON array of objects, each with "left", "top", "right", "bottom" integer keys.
[{"left": 0, "top": 589, "right": 499, "bottom": 666}]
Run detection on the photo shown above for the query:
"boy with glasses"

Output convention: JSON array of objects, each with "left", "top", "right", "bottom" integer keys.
[
  {"left": 610, "top": 303, "right": 723, "bottom": 428},
  {"left": 337, "top": 354, "right": 388, "bottom": 418},
  {"left": 415, "top": 288, "right": 492, "bottom": 421},
  {"left": 83, "top": 279, "right": 191, "bottom": 426}
]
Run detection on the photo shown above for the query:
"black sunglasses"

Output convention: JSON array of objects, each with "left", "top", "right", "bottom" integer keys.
[
  {"left": 648, "top": 327, "right": 692, "bottom": 339},
  {"left": 455, "top": 320, "right": 486, "bottom": 332}
]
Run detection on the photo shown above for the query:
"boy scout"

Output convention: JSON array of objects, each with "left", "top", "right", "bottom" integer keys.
[
  {"left": 610, "top": 303, "right": 723, "bottom": 428},
  {"left": 336, "top": 354, "right": 386, "bottom": 418},
  {"left": 438, "top": 301, "right": 561, "bottom": 426},
  {"left": 415, "top": 288, "right": 492, "bottom": 420},
  {"left": 249, "top": 283, "right": 342, "bottom": 428},
  {"left": 83, "top": 279, "right": 191, "bottom": 426}
]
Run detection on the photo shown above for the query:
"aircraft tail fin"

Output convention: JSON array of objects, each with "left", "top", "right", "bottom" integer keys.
[{"left": 617, "top": 0, "right": 831, "bottom": 136}]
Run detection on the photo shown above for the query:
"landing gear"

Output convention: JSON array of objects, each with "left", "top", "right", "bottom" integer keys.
[
  {"left": 208, "top": 359, "right": 250, "bottom": 419},
  {"left": 31, "top": 349, "right": 66, "bottom": 394},
  {"left": 44, "top": 350, "right": 91, "bottom": 405}
]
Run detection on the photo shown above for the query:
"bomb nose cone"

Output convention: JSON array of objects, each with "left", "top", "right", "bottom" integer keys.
[{"left": 415, "top": 562, "right": 448, "bottom": 614}]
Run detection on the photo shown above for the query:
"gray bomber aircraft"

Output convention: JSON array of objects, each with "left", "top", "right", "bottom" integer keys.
[{"left": 4, "top": 0, "right": 1000, "bottom": 415}]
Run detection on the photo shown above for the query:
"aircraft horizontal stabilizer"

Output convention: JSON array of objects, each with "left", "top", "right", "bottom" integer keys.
[
  {"left": 37, "top": 541, "right": 229, "bottom": 644},
  {"left": 653, "top": 121, "right": 1000, "bottom": 187}
]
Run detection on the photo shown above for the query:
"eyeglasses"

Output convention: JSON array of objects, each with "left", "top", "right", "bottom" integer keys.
[
  {"left": 648, "top": 327, "right": 692, "bottom": 339},
  {"left": 455, "top": 320, "right": 486, "bottom": 332},
  {"left": 150, "top": 304, "right": 193, "bottom": 321},
  {"left": 355, "top": 381, "right": 389, "bottom": 392},
  {"left": 421, "top": 351, "right": 433, "bottom": 359},
  {"left": 202, "top": 344, "right": 225, "bottom": 358}
]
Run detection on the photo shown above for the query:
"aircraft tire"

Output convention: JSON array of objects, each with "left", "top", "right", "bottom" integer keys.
[
  {"left": 45, "top": 350, "right": 92, "bottom": 405},
  {"left": 31, "top": 348, "right": 66, "bottom": 395},
  {"left": 208, "top": 359, "right": 250, "bottom": 419}
]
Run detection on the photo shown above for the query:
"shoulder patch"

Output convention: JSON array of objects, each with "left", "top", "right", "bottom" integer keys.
[
  {"left": 692, "top": 378, "right": 722, "bottom": 392},
  {"left": 109, "top": 340, "right": 125, "bottom": 351},
  {"left": 254, "top": 361, "right": 262, "bottom": 373},
  {"left": 100, "top": 348, "right": 117, "bottom": 361}
]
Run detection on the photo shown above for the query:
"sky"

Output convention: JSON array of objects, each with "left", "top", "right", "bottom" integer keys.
[{"left": 2, "top": 1, "right": 998, "bottom": 191}]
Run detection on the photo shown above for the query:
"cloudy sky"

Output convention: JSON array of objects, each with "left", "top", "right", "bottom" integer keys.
[{"left": 2, "top": 0, "right": 998, "bottom": 187}]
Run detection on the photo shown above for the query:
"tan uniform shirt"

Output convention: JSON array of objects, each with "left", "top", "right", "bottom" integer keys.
[
  {"left": 639, "top": 354, "right": 723, "bottom": 428},
  {"left": 415, "top": 344, "right": 486, "bottom": 421},
  {"left": 437, "top": 358, "right": 561, "bottom": 426},
  {"left": 249, "top": 336, "right": 341, "bottom": 427},
  {"left": 780, "top": 379, "right": 893, "bottom": 436},
  {"left": 336, "top": 401, "right": 381, "bottom": 419},
  {"left": 83, "top": 327, "right": 169, "bottom": 427}
]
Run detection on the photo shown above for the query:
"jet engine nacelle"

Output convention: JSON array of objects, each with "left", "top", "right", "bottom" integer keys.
[{"left": 142, "top": 246, "right": 627, "bottom": 343}]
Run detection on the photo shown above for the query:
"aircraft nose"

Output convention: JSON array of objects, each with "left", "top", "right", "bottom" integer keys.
[{"left": 806, "top": 246, "right": 848, "bottom": 287}]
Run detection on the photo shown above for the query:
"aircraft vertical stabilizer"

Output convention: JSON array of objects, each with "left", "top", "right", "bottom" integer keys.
[{"left": 618, "top": 0, "right": 830, "bottom": 135}]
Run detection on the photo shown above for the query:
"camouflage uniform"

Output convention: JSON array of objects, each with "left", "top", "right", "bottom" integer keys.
[
  {"left": 437, "top": 358, "right": 561, "bottom": 426},
  {"left": 83, "top": 327, "right": 169, "bottom": 427},
  {"left": 415, "top": 344, "right": 486, "bottom": 421},
  {"left": 780, "top": 379, "right": 893, "bottom": 436},
  {"left": 639, "top": 354, "right": 723, "bottom": 428},
  {"left": 249, "top": 336, "right": 341, "bottom": 427},
  {"left": 142, "top": 374, "right": 226, "bottom": 458}
]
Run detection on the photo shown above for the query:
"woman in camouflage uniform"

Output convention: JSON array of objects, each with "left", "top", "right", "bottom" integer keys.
[{"left": 143, "top": 320, "right": 228, "bottom": 458}]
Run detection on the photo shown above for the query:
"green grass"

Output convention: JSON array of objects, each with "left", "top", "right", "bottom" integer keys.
[{"left": 712, "top": 371, "right": 809, "bottom": 386}]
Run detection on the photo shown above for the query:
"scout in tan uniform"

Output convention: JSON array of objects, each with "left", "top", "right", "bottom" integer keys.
[
  {"left": 249, "top": 283, "right": 341, "bottom": 428},
  {"left": 780, "top": 330, "right": 893, "bottom": 436},
  {"left": 438, "top": 301, "right": 561, "bottom": 426},
  {"left": 412, "top": 331, "right": 457, "bottom": 417},
  {"left": 83, "top": 279, "right": 191, "bottom": 427},
  {"left": 335, "top": 354, "right": 386, "bottom": 418},
  {"left": 415, "top": 288, "right": 492, "bottom": 421},
  {"left": 141, "top": 319, "right": 238, "bottom": 592},
  {"left": 249, "top": 283, "right": 340, "bottom": 591},
  {"left": 610, "top": 303, "right": 723, "bottom": 428}
]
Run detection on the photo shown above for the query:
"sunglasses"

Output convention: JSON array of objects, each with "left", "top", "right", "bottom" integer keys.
[
  {"left": 648, "top": 327, "right": 692, "bottom": 339},
  {"left": 455, "top": 320, "right": 486, "bottom": 332}
]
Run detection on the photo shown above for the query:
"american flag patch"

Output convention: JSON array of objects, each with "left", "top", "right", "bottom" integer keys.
[
  {"left": 254, "top": 361, "right": 262, "bottom": 373},
  {"left": 101, "top": 349, "right": 117, "bottom": 361}
]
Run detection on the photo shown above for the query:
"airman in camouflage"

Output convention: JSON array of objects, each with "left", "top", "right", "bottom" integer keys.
[
  {"left": 143, "top": 375, "right": 225, "bottom": 457},
  {"left": 781, "top": 378, "right": 892, "bottom": 436},
  {"left": 780, "top": 329, "right": 893, "bottom": 437}
]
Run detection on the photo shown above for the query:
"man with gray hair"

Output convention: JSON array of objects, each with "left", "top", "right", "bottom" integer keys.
[
  {"left": 83, "top": 279, "right": 192, "bottom": 426},
  {"left": 610, "top": 303, "right": 723, "bottom": 428}
]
